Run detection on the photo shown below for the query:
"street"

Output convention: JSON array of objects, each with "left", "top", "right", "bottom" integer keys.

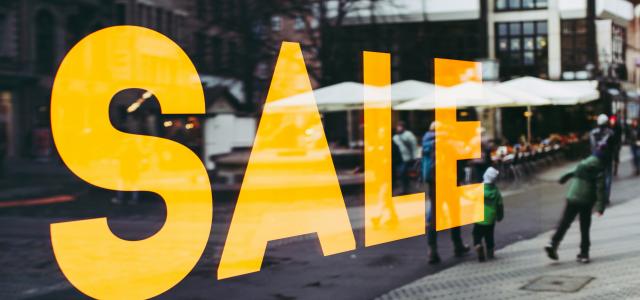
[{"left": 0, "top": 151, "right": 638, "bottom": 300}]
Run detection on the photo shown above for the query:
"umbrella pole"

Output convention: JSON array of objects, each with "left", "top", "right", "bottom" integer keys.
[{"left": 526, "top": 105, "right": 532, "bottom": 144}]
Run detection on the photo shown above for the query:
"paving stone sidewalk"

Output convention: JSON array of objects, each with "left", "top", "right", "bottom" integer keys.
[{"left": 378, "top": 195, "right": 640, "bottom": 300}]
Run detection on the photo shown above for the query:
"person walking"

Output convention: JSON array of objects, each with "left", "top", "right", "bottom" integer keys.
[
  {"left": 392, "top": 121, "right": 418, "bottom": 194},
  {"left": 544, "top": 151, "right": 607, "bottom": 264},
  {"left": 627, "top": 119, "right": 640, "bottom": 176},
  {"left": 589, "top": 114, "right": 614, "bottom": 204},
  {"left": 473, "top": 167, "right": 504, "bottom": 262},
  {"left": 611, "top": 115, "right": 623, "bottom": 176},
  {"left": 422, "top": 121, "right": 470, "bottom": 264}
]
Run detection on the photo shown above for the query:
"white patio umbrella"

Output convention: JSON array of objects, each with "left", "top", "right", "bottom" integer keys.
[
  {"left": 271, "top": 80, "right": 426, "bottom": 112},
  {"left": 269, "top": 81, "right": 368, "bottom": 112},
  {"left": 390, "top": 80, "right": 435, "bottom": 102},
  {"left": 492, "top": 83, "right": 552, "bottom": 107},
  {"left": 394, "top": 81, "right": 513, "bottom": 110},
  {"left": 554, "top": 80, "right": 599, "bottom": 104},
  {"left": 498, "top": 76, "right": 598, "bottom": 105}
]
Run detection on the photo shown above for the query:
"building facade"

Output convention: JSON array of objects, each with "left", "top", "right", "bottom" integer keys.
[
  {"left": 0, "top": 0, "right": 114, "bottom": 159},
  {"left": 0, "top": 0, "right": 197, "bottom": 160}
]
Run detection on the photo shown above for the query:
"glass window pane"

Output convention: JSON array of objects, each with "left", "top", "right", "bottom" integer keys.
[
  {"left": 524, "top": 51, "right": 535, "bottom": 65},
  {"left": 575, "top": 35, "right": 587, "bottom": 48},
  {"left": 510, "top": 52, "right": 522, "bottom": 64},
  {"left": 498, "top": 23, "right": 508, "bottom": 36},
  {"left": 576, "top": 52, "right": 588, "bottom": 64},
  {"left": 499, "top": 38, "right": 509, "bottom": 51},
  {"left": 536, "top": 0, "right": 548, "bottom": 8},
  {"left": 562, "top": 21, "right": 574, "bottom": 34},
  {"left": 561, "top": 37, "right": 573, "bottom": 50},
  {"left": 536, "top": 36, "right": 547, "bottom": 49},
  {"left": 509, "top": 0, "right": 520, "bottom": 9},
  {"left": 496, "top": 0, "right": 507, "bottom": 10},
  {"left": 523, "top": 22, "right": 535, "bottom": 35},
  {"left": 576, "top": 20, "right": 587, "bottom": 34},
  {"left": 510, "top": 23, "right": 521, "bottom": 35},
  {"left": 536, "top": 21, "right": 547, "bottom": 34},
  {"left": 523, "top": 0, "right": 535, "bottom": 9},
  {"left": 510, "top": 38, "right": 521, "bottom": 50},
  {"left": 524, "top": 37, "right": 535, "bottom": 50}
]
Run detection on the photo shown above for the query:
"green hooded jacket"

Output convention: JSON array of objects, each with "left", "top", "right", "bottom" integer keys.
[
  {"left": 477, "top": 183, "right": 504, "bottom": 225},
  {"left": 560, "top": 155, "right": 606, "bottom": 213}
]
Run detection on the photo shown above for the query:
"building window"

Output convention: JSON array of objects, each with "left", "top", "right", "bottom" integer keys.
[
  {"left": 211, "top": 37, "right": 222, "bottom": 71},
  {"left": 137, "top": 4, "right": 146, "bottom": 26},
  {"left": 612, "top": 24, "right": 626, "bottom": 65},
  {"left": 0, "top": 13, "right": 7, "bottom": 57},
  {"left": 495, "top": 0, "right": 547, "bottom": 11},
  {"left": 294, "top": 16, "right": 305, "bottom": 31},
  {"left": 156, "top": 8, "right": 164, "bottom": 32},
  {"left": 561, "top": 19, "right": 589, "bottom": 75},
  {"left": 116, "top": 3, "right": 126, "bottom": 25},
  {"left": 496, "top": 21, "right": 548, "bottom": 79},
  {"left": 35, "top": 10, "right": 56, "bottom": 73},
  {"left": 271, "top": 16, "right": 281, "bottom": 32}
]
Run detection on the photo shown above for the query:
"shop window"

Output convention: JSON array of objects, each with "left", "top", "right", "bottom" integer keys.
[{"left": 496, "top": 21, "right": 548, "bottom": 79}]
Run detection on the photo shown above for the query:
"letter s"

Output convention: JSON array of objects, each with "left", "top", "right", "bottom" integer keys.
[{"left": 50, "top": 26, "right": 212, "bottom": 299}]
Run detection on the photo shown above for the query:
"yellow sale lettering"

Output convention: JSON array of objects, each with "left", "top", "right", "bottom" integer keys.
[{"left": 50, "top": 26, "right": 483, "bottom": 299}]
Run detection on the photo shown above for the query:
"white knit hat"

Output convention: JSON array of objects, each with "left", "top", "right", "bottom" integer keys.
[
  {"left": 483, "top": 167, "right": 500, "bottom": 184},
  {"left": 597, "top": 114, "right": 609, "bottom": 126}
]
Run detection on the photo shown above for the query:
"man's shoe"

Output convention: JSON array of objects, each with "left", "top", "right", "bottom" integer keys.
[
  {"left": 544, "top": 244, "right": 559, "bottom": 260},
  {"left": 428, "top": 253, "right": 441, "bottom": 264},
  {"left": 475, "top": 245, "right": 486, "bottom": 262},
  {"left": 576, "top": 253, "right": 590, "bottom": 264},
  {"left": 486, "top": 248, "right": 495, "bottom": 259},
  {"left": 454, "top": 244, "right": 471, "bottom": 257}
]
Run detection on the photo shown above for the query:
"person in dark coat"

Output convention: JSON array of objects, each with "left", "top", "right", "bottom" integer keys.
[
  {"left": 422, "top": 122, "right": 470, "bottom": 264},
  {"left": 544, "top": 151, "right": 606, "bottom": 264},
  {"left": 589, "top": 114, "right": 614, "bottom": 204},
  {"left": 627, "top": 119, "right": 640, "bottom": 176}
]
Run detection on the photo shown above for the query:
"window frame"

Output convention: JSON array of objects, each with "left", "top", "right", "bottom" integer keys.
[
  {"left": 495, "top": 20, "right": 548, "bottom": 79},
  {"left": 495, "top": 0, "right": 548, "bottom": 12}
]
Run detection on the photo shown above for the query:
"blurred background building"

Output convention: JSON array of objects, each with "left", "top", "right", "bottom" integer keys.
[{"left": 1, "top": 0, "right": 639, "bottom": 169}]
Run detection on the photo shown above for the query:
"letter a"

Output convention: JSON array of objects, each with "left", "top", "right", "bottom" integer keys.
[{"left": 217, "top": 42, "right": 356, "bottom": 279}]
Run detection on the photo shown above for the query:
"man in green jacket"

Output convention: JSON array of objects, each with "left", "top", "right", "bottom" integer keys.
[{"left": 545, "top": 153, "right": 606, "bottom": 263}]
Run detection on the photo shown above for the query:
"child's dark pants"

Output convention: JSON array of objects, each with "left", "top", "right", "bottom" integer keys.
[
  {"left": 472, "top": 224, "right": 495, "bottom": 249},
  {"left": 551, "top": 202, "right": 593, "bottom": 254}
]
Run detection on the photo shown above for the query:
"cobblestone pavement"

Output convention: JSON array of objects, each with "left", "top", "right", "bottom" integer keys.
[{"left": 378, "top": 195, "right": 640, "bottom": 300}]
